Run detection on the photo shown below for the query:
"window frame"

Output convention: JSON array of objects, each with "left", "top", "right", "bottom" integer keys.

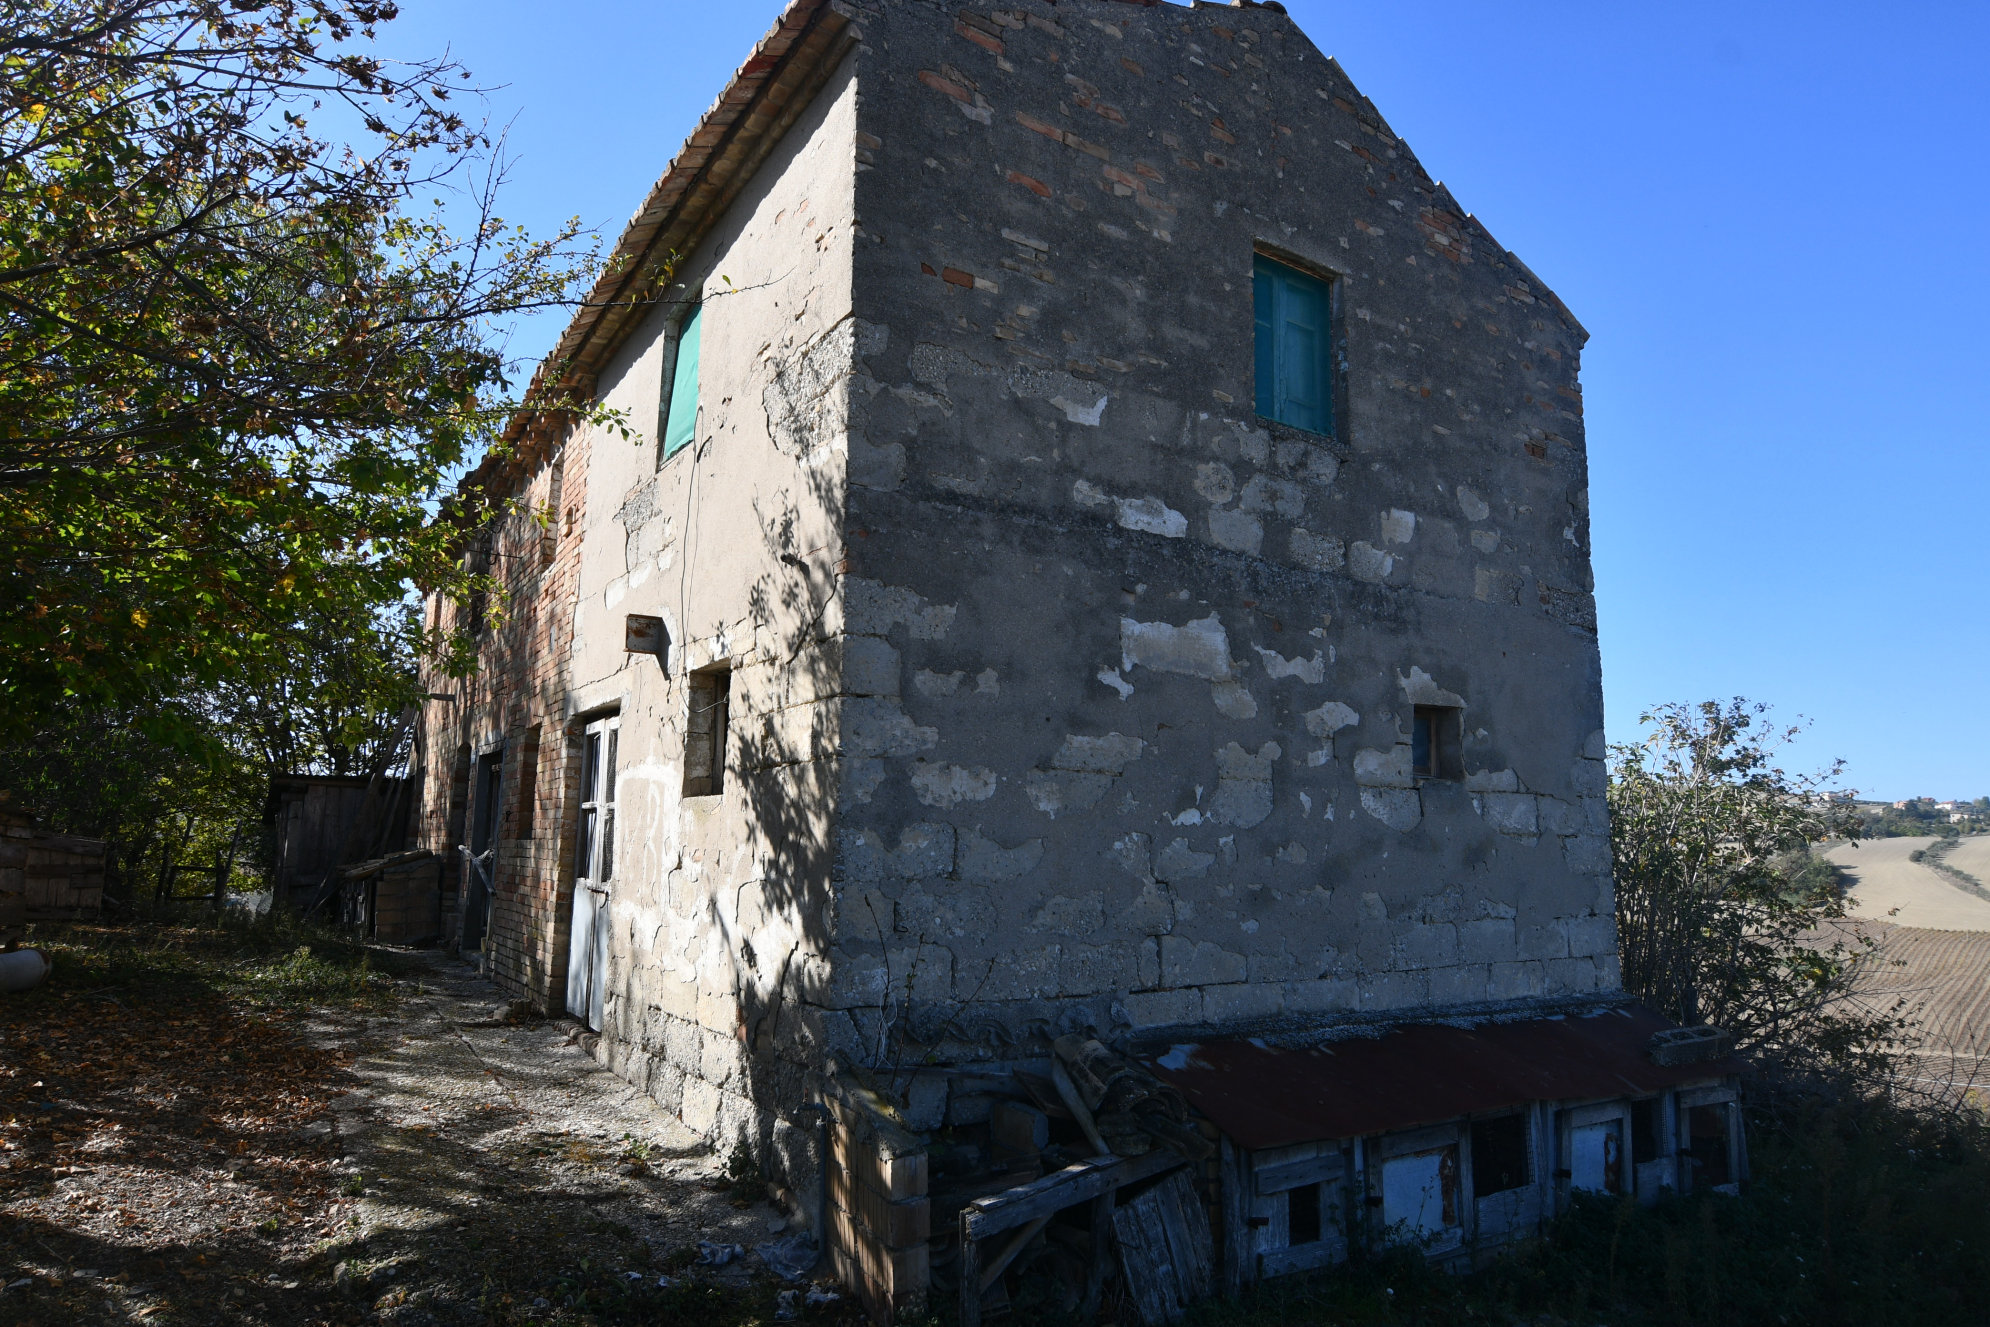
[
  {"left": 574, "top": 715, "right": 619, "bottom": 888},
  {"left": 1468, "top": 1112, "right": 1532, "bottom": 1199},
  {"left": 683, "top": 665, "right": 732, "bottom": 799},
  {"left": 1411, "top": 705, "right": 1464, "bottom": 782},
  {"left": 1252, "top": 250, "right": 1342, "bottom": 439}
]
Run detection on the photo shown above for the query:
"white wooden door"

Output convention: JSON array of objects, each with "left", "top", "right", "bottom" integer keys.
[{"left": 565, "top": 717, "right": 618, "bottom": 1030}]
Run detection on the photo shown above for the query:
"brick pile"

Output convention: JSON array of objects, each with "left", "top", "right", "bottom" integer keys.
[{"left": 824, "top": 1078, "right": 932, "bottom": 1318}]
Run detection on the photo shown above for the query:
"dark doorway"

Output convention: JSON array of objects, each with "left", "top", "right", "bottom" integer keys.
[{"left": 462, "top": 748, "right": 503, "bottom": 955}]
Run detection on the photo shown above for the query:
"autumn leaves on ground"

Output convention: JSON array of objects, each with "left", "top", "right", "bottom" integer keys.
[
  {"left": 0, "top": 922, "right": 376, "bottom": 1322},
  {"left": 0, "top": 920, "right": 857, "bottom": 1327}
]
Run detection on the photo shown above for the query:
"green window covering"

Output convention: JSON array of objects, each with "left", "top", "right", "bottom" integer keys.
[
  {"left": 662, "top": 304, "right": 702, "bottom": 458},
  {"left": 1253, "top": 255, "right": 1333, "bottom": 436}
]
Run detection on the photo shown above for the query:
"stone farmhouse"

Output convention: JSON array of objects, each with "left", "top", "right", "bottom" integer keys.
[{"left": 411, "top": 0, "right": 1742, "bottom": 1315}]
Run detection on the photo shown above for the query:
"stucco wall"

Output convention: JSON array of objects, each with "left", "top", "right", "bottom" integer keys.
[
  {"left": 561, "top": 52, "right": 863, "bottom": 1151},
  {"left": 816, "top": 0, "right": 1615, "bottom": 1081}
]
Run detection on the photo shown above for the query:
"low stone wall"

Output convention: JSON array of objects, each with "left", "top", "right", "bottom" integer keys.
[{"left": 1, "top": 813, "right": 105, "bottom": 922}]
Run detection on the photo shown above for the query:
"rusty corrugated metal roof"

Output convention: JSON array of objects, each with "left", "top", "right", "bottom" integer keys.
[{"left": 1142, "top": 1006, "right": 1741, "bottom": 1152}]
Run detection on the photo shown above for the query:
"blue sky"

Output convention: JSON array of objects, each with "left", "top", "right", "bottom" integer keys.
[{"left": 388, "top": 0, "right": 1989, "bottom": 801}]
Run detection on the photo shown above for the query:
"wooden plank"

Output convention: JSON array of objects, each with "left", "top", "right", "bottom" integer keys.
[
  {"left": 1083, "top": 1191, "right": 1113, "bottom": 1315},
  {"left": 1112, "top": 1186, "right": 1178, "bottom": 1325},
  {"left": 1254, "top": 1152, "right": 1348, "bottom": 1195},
  {"left": 1113, "top": 1169, "right": 1215, "bottom": 1325},
  {"left": 1220, "top": 1136, "right": 1250, "bottom": 1293},
  {"left": 963, "top": 1148, "right": 1182, "bottom": 1240},
  {"left": 978, "top": 1215, "right": 1050, "bottom": 1292},
  {"left": 957, "top": 1217, "right": 982, "bottom": 1327},
  {"left": 1161, "top": 1169, "right": 1214, "bottom": 1302},
  {"left": 1051, "top": 1057, "right": 1112, "bottom": 1156}
]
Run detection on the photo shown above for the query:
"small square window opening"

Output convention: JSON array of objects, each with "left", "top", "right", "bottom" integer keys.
[
  {"left": 1470, "top": 1114, "right": 1530, "bottom": 1198},
  {"left": 1412, "top": 705, "right": 1463, "bottom": 780},
  {"left": 1686, "top": 1104, "right": 1733, "bottom": 1186},
  {"left": 1632, "top": 1098, "right": 1665, "bottom": 1166},
  {"left": 1286, "top": 1182, "right": 1323, "bottom": 1246},
  {"left": 683, "top": 666, "right": 731, "bottom": 798}
]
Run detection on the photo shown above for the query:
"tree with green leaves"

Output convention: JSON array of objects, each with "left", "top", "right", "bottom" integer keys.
[
  {"left": 1610, "top": 700, "right": 1907, "bottom": 1083},
  {"left": 0, "top": 0, "right": 593, "bottom": 749}
]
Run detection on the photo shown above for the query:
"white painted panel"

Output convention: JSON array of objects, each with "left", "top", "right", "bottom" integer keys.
[
  {"left": 1381, "top": 1147, "right": 1458, "bottom": 1240},
  {"left": 1571, "top": 1120, "right": 1624, "bottom": 1195}
]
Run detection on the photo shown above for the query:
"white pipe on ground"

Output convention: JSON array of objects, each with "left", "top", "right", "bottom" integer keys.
[{"left": 0, "top": 948, "right": 51, "bottom": 993}]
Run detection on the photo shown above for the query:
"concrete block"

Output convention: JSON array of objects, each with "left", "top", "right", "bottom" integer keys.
[
  {"left": 1061, "top": 943, "right": 1134, "bottom": 996},
  {"left": 1359, "top": 970, "right": 1428, "bottom": 1010},
  {"left": 1464, "top": 767, "right": 1519, "bottom": 793},
  {"left": 1565, "top": 913, "right": 1617, "bottom": 959},
  {"left": 1282, "top": 978, "right": 1359, "bottom": 1015},
  {"left": 1353, "top": 745, "right": 1415, "bottom": 789},
  {"left": 1360, "top": 787, "right": 1422, "bottom": 831},
  {"left": 1207, "top": 507, "right": 1264, "bottom": 554},
  {"left": 888, "top": 822, "right": 956, "bottom": 878},
  {"left": 681, "top": 1077, "right": 723, "bottom": 1137},
  {"left": 1427, "top": 964, "right": 1490, "bottom": 1005},
  {"left": 980, "top": 944, "right": 1059, "bottom": 1001},
  {"left": 1121, "top": 988, "right": 1203, "bottom": 1028},
  {"left": 840, "top": 635, "right": 902, "bottom": 696},
  {"left": 1398, "top": 923, "right": 1458, "bottom": 969},
  {"left": 1537, "top": 796, "right": 1583, "bottom": 836},
  {"left": 1160, "top": 935, "right": 1247, "bottom": 987},
  {"left": 1487, "top": 960, "right": 1546, "bottom": 1001},
  {"left": 1457, "top": 918, "right": 1515, "bottom": 965},
  {"left": 1544, "top": 957, "right": 1597, "bottom": 995},
  {"left": 1564, "top": 833, "right": 1612, "bottom": 877},
  {"left": 1202, "top": 981, "right": 1285, "bottom": 1024},
  {"left": 902, "top": 1073, "right": 949, "bottom": 1131},
  {"left": 1516, "top": 924, "right": 1568, "bottom": 962},
  {"left": 1482, "top": 792, "right": 1539, "bottom": 837}
]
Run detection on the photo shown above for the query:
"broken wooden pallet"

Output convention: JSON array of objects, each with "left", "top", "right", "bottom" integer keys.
[{"left": 1112, "top": 1168, "right": 1214, "bottom": 1324}]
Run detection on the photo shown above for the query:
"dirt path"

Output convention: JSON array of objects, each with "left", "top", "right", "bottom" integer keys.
[
  {"left": 1, "top": 938, "right": 853, "bottom": 1326},
  {"left": 321, "top": 951, "right": 832, "bottom": 1321}
]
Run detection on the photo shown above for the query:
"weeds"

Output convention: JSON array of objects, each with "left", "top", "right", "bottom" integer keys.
[
  {"left": 14, "top": 908, "right": 416, "bottom": 1013},
  {"left": 1158, "top": 1096, "right": 1990, "bottom": 1327}
]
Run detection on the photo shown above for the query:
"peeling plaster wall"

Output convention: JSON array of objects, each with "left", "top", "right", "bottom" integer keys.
[
  {"left": 825, "top": 0, "right": 1613, "bottom": 1063},
  {"left": 558, "top": 53, "right": 862, "bottom": 1153}
]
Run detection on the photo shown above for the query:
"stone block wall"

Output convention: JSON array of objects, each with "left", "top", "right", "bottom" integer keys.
[
  {"left": 813, "top": 0, "right": 1615, "bottom": 1058},
  {"left": 410, "top": 4, "right": 1626, "bottom": 1304}
]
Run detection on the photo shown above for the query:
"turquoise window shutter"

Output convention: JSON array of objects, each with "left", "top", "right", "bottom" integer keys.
[
  {"left": 1252, "top": 255, "right": 1333, "bottom": 436},
  {"left": 662, "top": 304, "right": 702, "bottom": 457}
]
